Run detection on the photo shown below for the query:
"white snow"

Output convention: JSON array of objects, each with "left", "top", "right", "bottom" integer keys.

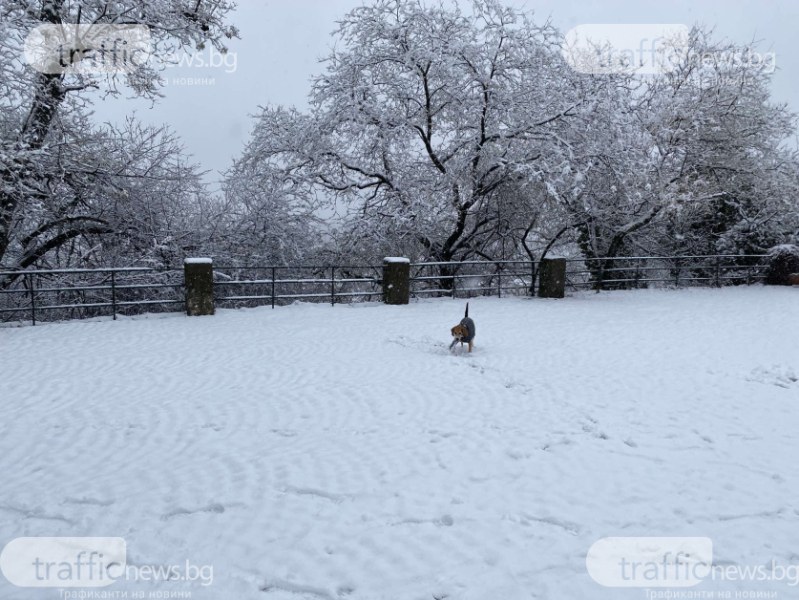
[
  {"left": 184, "top": 258, "right": 214, "bottom": 265},
  {"left": 769, "top": 245, "right": 799, "bottom": 254},
  {"left": 383, "top": 257, "right": 411, "bottom": 264},
  {"left": 1, "top": 287, "right": 798, "bottom": 599}
]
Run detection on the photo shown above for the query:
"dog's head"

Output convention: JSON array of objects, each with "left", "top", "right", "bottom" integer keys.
[{"left": 451, "top": 324, "right": 467, "bottom": 340}]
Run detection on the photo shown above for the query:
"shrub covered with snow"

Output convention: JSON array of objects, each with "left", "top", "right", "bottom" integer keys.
[{"left": 765, "top": 244, "right": 799, "bottom": 285}]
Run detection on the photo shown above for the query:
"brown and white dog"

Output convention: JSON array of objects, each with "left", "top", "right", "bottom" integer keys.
[{"left": 450, "top": 303, "right": 476, "bottom": 353}]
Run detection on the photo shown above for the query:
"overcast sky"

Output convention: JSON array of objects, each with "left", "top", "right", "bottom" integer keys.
[{"left": 90, "top": 0, "right": 799, "bottom": 190}]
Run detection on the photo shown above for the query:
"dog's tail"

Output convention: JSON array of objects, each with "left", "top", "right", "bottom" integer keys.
[{"left": 465, "top": 302, "right": 469, "bottom": 318}]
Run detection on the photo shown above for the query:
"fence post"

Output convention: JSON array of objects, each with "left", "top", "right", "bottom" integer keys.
[
  {"left": 27, "top": 273, "right": 36, "bottom": 326},
  {"left": 271, "top": 266, "right": 276, "bottom": 309},
  {"left": 634, "top": 259, "right": 642, "bottom": 289},
  {"left": 111, "top": 271, "right": 117, "bottom": 321},
  {"left": 331, "top": 266, "right": 336, "bottom": 307},
  {"left": 675, "top": 257, "right": 681, "bottom": 287},
  {"left": 714, "top": 256, "right": 721, "bottom": 287},
  {"left": 497, "top": 263, "right": 502, "bottom": 298},
  {"left": 184, "top": 258, "right": 215, "bottom": 316},
  {"left": 539, "top": 258, "right": 567, "bottom": 299},
  {"left": 383, "top": 257, "right": 410, "bottom": 305}
]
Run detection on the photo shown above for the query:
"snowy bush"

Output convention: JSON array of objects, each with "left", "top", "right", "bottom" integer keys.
[{"left": 765, "top": 245, "right": 799, "bottom": 285}]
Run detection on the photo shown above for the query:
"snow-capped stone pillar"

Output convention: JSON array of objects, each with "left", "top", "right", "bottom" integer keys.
[
  {"left": 383, "top": 257, "right": 410, "bottom": 305},
  {"left": 538, "top": 257, "right": 566, "bottom": 299},
  {"left": 184, "top": 258, "right": 215, "bottom": 316}
]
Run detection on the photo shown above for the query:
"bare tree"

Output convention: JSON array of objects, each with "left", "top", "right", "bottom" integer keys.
[
  {"left": 0, "top": 116, "right": 209, "bottom": 288},
  {"left": 546, "top": 27, "right": 798, "bottom": 285},
  {"left": 0, "top": 0, "right": 237, "bottom": 267},
  {"left": 233, "top": 0, "right": 596, "bottom": 277},
  {"left": 231, "top": 3, "right": 798, "bottom": 283}
]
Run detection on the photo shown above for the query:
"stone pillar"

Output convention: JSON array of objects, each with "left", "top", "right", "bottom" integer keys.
[
  {"left": 184, "top": 258, "right": 215, "bottom": 316},
  {"left": 383, "top": 257, "right": 410, "bottom": 305},
  {"left": 538, "top": 257, "right": 567, "bottom": 299}
]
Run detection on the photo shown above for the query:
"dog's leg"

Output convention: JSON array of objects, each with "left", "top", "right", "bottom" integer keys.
[{"left": 468, "top": 341, "right": 473, "bottom": 353}]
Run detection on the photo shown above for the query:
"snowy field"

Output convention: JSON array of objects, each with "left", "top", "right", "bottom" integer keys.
[{"left": 1, "top": 286, "right": 799, "bottom": 600}]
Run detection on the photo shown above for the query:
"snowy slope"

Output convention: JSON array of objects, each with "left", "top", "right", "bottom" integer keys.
[{"left": 1, "top": 287, "right": 798, "bottom": 599}]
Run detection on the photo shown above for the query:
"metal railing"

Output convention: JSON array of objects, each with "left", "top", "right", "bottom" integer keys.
[
  {"left": 566, "top": 254, "right": 767, "bottom": 291},
  {"left": 213, "top": 265, "right": 383, "bottom": 309},
  {"left": 0, "top": 254, "right": 769, "bottom": 326},
  {"left": 409, "top": 254, "right": 768, "bottom": 297},
  {"left": 0, "top": 267, "right": 183, "bottom": 326},
  {"left": 410, "top": 260, "right": 537, "bottom": 298}
]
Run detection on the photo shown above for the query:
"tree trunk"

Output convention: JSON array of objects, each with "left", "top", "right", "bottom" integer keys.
[
  {"left": 0, "top": 72, "right": 66, "bottom": 266},
  {"left": 0, "top": 0, "right": 66, "bottom": 266}
]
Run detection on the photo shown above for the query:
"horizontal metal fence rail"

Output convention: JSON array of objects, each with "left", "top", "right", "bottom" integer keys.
[
  {"left": 213, "top": 265, "right": 383, "bottom": 310},
  {"left": 564, "top": 254, "right": 768, "bottom": 291},
  {"left": 0, "top": 254, "right": 770, "bottom": 326},
  {"left": 410, "top": 255, "right": 768, "bottom": 298},
  {"left": 0, "top": 267, "right": 183, "bottom": 326},
  {"left": 410, "top": 260, "right": 536, "bottom": 299}
]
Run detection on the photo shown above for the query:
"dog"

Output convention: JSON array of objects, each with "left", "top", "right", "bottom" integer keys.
[{"left": 450, "top": 303, "right": 476, "bottom": 353}]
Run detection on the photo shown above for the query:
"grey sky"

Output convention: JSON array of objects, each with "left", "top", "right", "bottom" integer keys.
[{"left": 90, "top": 0, "right": 799, "bottom": 189}]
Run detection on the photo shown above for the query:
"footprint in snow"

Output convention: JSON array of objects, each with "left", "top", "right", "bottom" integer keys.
[
  {"left": 747, "top": 365, "right": 798, "bottom": 389},
  {"left": 389, "top": 336, "right": 451, "bottom": 356},
  {"left": 161, "top": 503, "right": 225, "bottom": 520}
]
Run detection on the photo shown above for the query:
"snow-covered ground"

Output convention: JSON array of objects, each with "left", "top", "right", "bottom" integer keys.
[{"left": 1, "top": 287, "right": 798, "bottom": 600}]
